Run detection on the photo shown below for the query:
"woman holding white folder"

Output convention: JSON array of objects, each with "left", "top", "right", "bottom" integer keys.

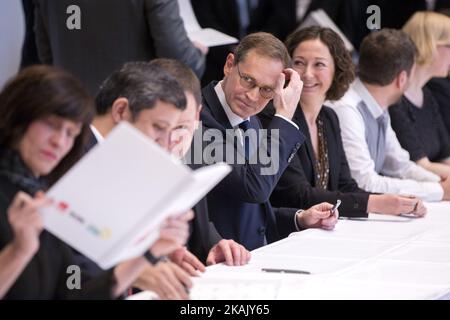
[{"left": 0, "top": 65, "right": 192, "bottom": 299}]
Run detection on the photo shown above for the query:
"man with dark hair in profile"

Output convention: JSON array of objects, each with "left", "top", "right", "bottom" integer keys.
[
  {"left": 78, "top": 61, "right": 195, "bottom": 300},
  {"left": 142, "top": 58, "right": 251, "bottom": 277}
]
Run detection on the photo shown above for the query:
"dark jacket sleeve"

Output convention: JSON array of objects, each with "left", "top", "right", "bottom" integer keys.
[
  {"left": 274, "top": 207, "right": 299, "bottom": 239},
  {"left": 271, "top": 152, "right": 369, "bottom": 218},
  {"left": 144, "top": 0, "right": 205, "bottom": 78},
  {"left": 431, "top": 94, "right": 450, "bottom": 161},
  {"left": 389, "top": 99, "right": 427, "bottom": 162},
  {"left": 189, "top": 197, "right": 222, "bottom": 263},
  {"left": 33, "top": 0, "right": 52, "bottom": 64}
]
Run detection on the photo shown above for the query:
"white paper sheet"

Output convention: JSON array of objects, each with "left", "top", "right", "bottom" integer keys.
[{"left": 177, "top": 0, "right": 238, "bottom": 47}]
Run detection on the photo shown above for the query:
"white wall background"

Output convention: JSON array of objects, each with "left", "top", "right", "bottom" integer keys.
[{"left": 0, "top": 0, "right": 25, "bottom": 89}]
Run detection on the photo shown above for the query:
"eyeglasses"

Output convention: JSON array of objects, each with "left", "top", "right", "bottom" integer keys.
[{"left": 236, "top": 64, "right": 276, "bottom": 99}]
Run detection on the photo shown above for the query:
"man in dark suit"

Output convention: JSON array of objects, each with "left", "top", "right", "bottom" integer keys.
[
  {"left": 87, "top": 60, "right": 250, "bottom": 298},
  {"left": 34, "top": 0, "right": 206, "bottom": 95},
  {"left": 148, "top": 58, "right": 251, "bottom": 271},
  {"left": 197, "top": 32, "right": 338, "bottom": 250}
]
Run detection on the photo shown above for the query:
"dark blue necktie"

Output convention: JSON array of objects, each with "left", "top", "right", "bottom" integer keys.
[{"left": 239, "top": 120, "right": 252, "bottom": 159}]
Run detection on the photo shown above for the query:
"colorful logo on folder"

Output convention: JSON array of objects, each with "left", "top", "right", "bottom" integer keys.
[{"left": 54, "top": 201, "right": 112, "bottom": 240}]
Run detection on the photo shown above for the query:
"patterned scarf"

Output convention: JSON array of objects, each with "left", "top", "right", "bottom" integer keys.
[{"left": 0, "top": 147, "right": 47, "bottom": 195}]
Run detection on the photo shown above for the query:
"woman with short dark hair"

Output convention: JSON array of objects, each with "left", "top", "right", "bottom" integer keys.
[{"left": 0, "top": 66, "right": 191, "bottom": 299}]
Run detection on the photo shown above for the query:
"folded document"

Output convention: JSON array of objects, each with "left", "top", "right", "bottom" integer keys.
[{"left": 40, "top": 122, "right": 231, "bottom": 269}]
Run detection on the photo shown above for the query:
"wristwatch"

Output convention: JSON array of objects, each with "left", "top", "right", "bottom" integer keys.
[{"left": 143, "top": 251, "right": 164, "bottom": 265}]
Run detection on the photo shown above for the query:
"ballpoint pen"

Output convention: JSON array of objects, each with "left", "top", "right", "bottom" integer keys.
[
  {"left": 331, "top": 199, "right": 341, "bottom": 217},
  {"left": 261, "top": 268, "right": 311, "bottom": 275}
]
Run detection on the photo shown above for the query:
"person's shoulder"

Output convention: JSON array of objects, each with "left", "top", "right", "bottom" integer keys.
[
  {"left": 326, "top": 89, "right": 362, "bottom": 122},
  {"left": 326, "top": 85, "right": 361, "bottom": 115},
  {"left": 0, "top": 176, "right": 20, "bottom": 210},
  {"left": 321, "top": 105, "right": 338, "bottom": 118},
  {"left": 422, "top": 87, "right": 440, "bottom": 110}
]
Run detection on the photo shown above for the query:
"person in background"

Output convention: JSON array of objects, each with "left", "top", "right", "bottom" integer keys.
[
  {"left": 330, "top": 29, "right": 450, "bottom": 202},
  {"left": 426, "top": 9, "right": 450, "bottom": 136},
  {"left": 261, "top": 26, "right": 426, "bottom": 218},
  {"left": 34, "top": 0, "right": 206, "bottom": 95},
  {"left": 190, "top": 0, "right": 261, "bottom": 86},
  {"left": 0, "top": 65, "right": 192, "bottom": 299},
  {"left": 389, "top": 12, "right": 450, "bottom": 178}
]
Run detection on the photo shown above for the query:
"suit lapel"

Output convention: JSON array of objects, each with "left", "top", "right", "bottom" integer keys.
[
  {"left": 323, "top": 110, "right": 337, "bottom": 190},
  {"left": 294, "top": 106, "right": 318, "bottom": 184},
  {"left": 202, "top": 82, "right": 234, "bottom": 130}
]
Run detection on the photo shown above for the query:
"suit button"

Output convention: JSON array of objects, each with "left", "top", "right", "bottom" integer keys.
[
  {"left": 295, "top": 142, "right": 301, "bottom": 148},
  {"left": 258, "top": 227, "right": 266, "bottom": 235}
]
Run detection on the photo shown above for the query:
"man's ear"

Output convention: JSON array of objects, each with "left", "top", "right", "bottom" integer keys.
[
  {"left": 223, "top": 53, "right": 235, "bottom": 77},
  {"left": 111, "top": 98, "right": 132, "bottom": 124},
  {"left": 195, "top": 104, "right": 202, "bottom": 121},
  {"left": 194, "top": 104, "right": 203, "bottom": 129},
  {"left": 396, "top": 70, "right": 408, "bottom": 90}
]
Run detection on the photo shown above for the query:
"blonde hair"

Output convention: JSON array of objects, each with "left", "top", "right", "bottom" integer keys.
[{"left": 403, "top": 11, "right": 450, "bottom": 66}]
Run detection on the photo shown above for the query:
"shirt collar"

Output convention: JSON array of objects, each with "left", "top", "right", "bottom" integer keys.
[
  {"left": 214, "top": 81, "right": 249, "bottom": 127},
  {"left": 90, "top": 124, "right": 105, "bottom": 143},
  {"left": 353, "top": 78, "right": 385, "bottom": 120}
]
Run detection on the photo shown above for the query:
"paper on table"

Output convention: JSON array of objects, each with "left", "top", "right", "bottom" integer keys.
[
  {"left": 277, "top": 276, "right": 450, "bottom": 300},
  {"left": 190, "top": 271, "right": 283, "bottom": 300},
  {"left": 260, "top": 232, "right": 395, "bottom": 260},
  {"left": 177, "top": 0, "right": 238, "bottom": 47},
  {"left": 340, "top": 259, "right": 450, "bottom": 287}
]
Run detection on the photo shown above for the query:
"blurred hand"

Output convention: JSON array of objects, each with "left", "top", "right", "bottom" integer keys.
[
  {"left": 440, "top": 176, "right": 450, "bottom": 200},
  {"left": 297, "top": 202, "right": 338, "bottom": 231},
  {"left": 272, "top": 68, "right": 303, "bottom": 120},
  {"left": 206, "top": 239, "right": 251, "bottom": 266},
  {"left": 9, "top": 191, "right": 52, "bottom": 256},
  {"left": 150, "top": 210, "right": 194, "bottom": 257},
  {"left": 192, "top": 41, "right": 209, "bottom": 55},
  {"left": 170, "top": 247, "right": 205, "bottom": 276},
  {"left": 134, "top": 260, "right": 192, "bottom": 300}
]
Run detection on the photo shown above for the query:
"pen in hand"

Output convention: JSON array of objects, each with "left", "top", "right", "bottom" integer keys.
[{"left": 330, "top": 199, "right": 341, "bottom": 218}]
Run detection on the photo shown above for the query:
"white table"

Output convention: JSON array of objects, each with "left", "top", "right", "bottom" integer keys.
[
  {"left": 129, "top": 202, "right": 450, "bottom": 300},
  {"left": 185, "top": 201, "right": 450, "bottom": 300}
]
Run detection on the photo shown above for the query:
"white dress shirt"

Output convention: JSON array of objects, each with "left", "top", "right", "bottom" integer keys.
[
  {"left": 215, "top": 81, "right": 302, "bottom": 231},
  {"left": 214, "top": 81, "right": 299, "bottom": 131},
  {"left": 90, "top": 124, "right": 104, "bottom": 142},
  {"left": 328, "top": 79, "right": 443, "bottom": 202}
]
